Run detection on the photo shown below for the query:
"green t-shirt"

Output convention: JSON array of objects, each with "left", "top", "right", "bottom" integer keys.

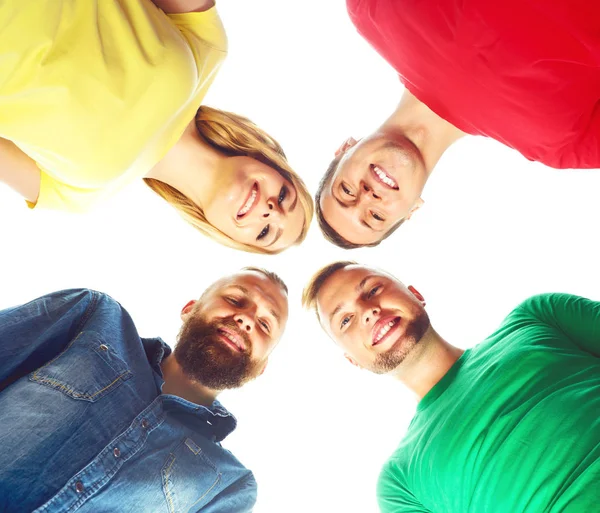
[{"left": 377, "top": 294, "right": 600, "bottom": 513}]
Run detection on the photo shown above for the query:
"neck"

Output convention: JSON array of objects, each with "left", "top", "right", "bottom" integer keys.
[
  {"left": 382, "top": 89, "right": 465, "bottom": 175},
  {"left": 145, "top": 120, "right": 226, "bottom": 208},
  {"left": 389, "top": 326, "right": 464, "bottom": 400},
  {"left": 160, "top": 352, "right": 219, "bottom": 407}
]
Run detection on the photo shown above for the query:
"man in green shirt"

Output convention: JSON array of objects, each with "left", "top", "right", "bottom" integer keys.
[{"left": 302, "top": 261, "right": 600, "bottom": 512}]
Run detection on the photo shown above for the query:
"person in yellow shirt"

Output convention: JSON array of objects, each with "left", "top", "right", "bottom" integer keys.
[{"left": 0, "top": 0, "right": 313, "bottom": 254}]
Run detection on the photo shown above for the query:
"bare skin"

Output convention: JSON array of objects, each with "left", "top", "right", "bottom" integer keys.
[
  {"left": 315, "top": 264, "right": 464, "bottom": 400},
  {"left": 161, "top": 270, "right": 289, "bottom": 407},
  {"left": 321, "top": 90, "right": 466, "bottom": 245}
]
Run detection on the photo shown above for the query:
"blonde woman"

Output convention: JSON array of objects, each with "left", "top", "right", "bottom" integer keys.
[{"left": 0, "top": 0, "right": 313, "bottom": 253}]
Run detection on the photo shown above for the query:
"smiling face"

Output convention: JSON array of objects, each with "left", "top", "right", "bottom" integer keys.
[
  {"left": 203, "top": 156, "right": 305, "bottom": 252},
  {"left": 174, "top": 270, "right": 289, "bottom": 390},
  {"left": 315, "top": 265, "right": 430, "bottom": 374},
  {"left": 319, "top": 134, "right": 427, "bottom": 245}
]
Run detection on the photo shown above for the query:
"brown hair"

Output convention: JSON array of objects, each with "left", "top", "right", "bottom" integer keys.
[
  {"left": 302, "top": 261, "right": 357, "bottom": 320},
  {"left": 144, "top": 106, "right": 314, "bottom": 254},
  {"left": 242, "top": 266, "right": 288, "bottom": 295},
  {"left": 315, "top": 155, "right": 405, "bottom": 249}
]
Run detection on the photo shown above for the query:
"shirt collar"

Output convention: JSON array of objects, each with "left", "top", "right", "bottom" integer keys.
[{"left": 142, "top": 337, "right": 237, "bottom": 442}]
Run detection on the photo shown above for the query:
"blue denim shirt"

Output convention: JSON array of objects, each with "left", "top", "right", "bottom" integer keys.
[{"left": 0, "top": 290, "right": 256, "bottom": 513}]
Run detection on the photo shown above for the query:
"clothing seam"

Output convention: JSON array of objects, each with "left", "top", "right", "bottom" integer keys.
[
  {"left": 30, "top": 292, "right": 100, "bottom": 381},
  {"left": 189, "top": 473, "right": 222, "bottom": 510},
  {"left": 163, "top": 454, "right": 177, "bottom": 513},
  {"left": 31, "top": 371, "right": 132, "bottom": 400}
]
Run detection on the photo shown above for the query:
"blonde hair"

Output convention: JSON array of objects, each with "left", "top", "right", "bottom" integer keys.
[
  {"left": 302, "top": 261, "right": 356, "bottom": 320},
  {"left": 144, "top": 106, "right": 314, "bottom": 254}
]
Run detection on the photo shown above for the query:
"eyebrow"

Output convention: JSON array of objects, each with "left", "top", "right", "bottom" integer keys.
[
  {"left": 265, "top": 227, "right": 283, "bottom": 248},
  {"left": 289, "top": 188, "right": 298, "bottom": 213}
]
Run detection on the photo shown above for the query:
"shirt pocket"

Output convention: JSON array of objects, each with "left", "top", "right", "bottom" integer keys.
[
  {"left": 30, "top": 330, "right": 132, "bottom": 402},
  {"left": 162, "top": 437, "right": 222, "bottom": 513}
]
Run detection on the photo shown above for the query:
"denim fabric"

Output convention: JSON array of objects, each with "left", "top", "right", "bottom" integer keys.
[{"left": 0, "top": 290, "right": 256, "bottom": 513}]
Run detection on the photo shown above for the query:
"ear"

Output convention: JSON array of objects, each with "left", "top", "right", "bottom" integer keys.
[
  {"left": 344, "top": 353, "right": 362, "bottom": 369},
  {"left": 335, "top": 137, "right": 358, "bottom": 157},
  {"left": 407, "top": 286, "right": 426, "bottom": 306},
  {"left": 405, "top": 198, "right": 424, "bottom": 221},
  {"left": 180, "top": 300, "right": 197, "bottom": 320}
]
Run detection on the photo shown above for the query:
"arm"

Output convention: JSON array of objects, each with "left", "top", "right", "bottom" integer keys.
[
  {"left": 151, "top": 0, "right": 215, "bottom": 13},
  {"left": 377, "top": 467, "right": 432, "bottom": 513},
  {"left": 0, "top": 289, "right": 99, "bottom": 390},
  {"left": 195, "top": 472, "right": 257, "bottom": 513},
  {"left": 0, "top": 136, "right": 41, "bottom": 204},
  {"left": 518, "top": 293, "right": 600, "bottom": 358}
]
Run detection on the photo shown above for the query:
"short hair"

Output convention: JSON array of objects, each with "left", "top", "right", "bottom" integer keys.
[
  {"left": 243, "top": 266, "right": 288, "bottom": 295},
  {"left": 315, "top": 155, "right": 405, "bottom": 249},
  {"left": 302, "top": 261, "right": 357, "bottom": 319}
]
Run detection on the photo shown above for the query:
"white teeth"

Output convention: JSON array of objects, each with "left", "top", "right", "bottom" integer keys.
[
  {"left": 223, "top": 332, "right": 242, "bottom": 349},
  {"left": 375, "top": 319, "right": 398, "bottom": 342},
  {"left": 238, "top": 188, "right": 257, "bottom": 216},
  {"left": 374, "top": 166, "right": 397, "bottom": 188}
]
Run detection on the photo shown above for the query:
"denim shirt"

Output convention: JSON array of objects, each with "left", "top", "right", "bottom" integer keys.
[{"left": 0, "top": 290, "right": 256, "bottom": 513}]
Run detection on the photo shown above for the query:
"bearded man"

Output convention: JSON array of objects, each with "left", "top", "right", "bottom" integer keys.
[{"left": 0, "top": 267, "right": 288, "bottom": 513}]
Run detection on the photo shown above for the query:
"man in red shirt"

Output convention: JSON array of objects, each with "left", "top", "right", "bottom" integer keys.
[{"left": 317, "top": 0, "right": 600, "bottom": 248}]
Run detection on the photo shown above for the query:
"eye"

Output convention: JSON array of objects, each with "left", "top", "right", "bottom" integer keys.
[
  {"left": 340, "top": 314, "right": 353, "bottom": 330},
  {"left": 225, "top": 297, "right": 242, "bottom": 306},
  {"left": 371, "top": 211, "right": 385, "bottom": 221},
  {"left": 257, "top": 225, "right": 270, "bottom": 241},
  {"left": 278, "top": 186, "right": 288, "bottom": 205},
  {"left": 367, "top": 286, "right": 381, "bottom": 299},
  {"left": 341, "top": 183, "right": 354, "bottom": 197},
  {"left": 259, "top": 319, "right": 271, "bottom": 334}
]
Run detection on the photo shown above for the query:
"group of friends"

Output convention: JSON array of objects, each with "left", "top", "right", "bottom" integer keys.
[{"left": 0, "top": 0, "right": 598, "bottom": 512}]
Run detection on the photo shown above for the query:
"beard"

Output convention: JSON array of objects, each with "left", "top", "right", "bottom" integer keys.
[
  {"left": 370, "top": 310, "right": 430, "bottom": 374},
  {"left": 174, "top": 315, "right": 261, "bottom": 390}
]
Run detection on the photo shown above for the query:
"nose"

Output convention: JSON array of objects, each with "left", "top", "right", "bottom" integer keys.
[
  {"left": 359, "top": 182, "right": 381, "bottom": 202},
  {"left": 362, "top": 306, "right": 380, "bottom": 325},
  {"left": 261, "top": 197, "right": 283, "bottom": 219},
  {"left": 234, "top": 313, "right": 254, "bottom": 333}
]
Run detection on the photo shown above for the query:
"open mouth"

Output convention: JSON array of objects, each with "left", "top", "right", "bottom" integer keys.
[
  {"left": 372, "top": 316, "right": 401, "bottom": 346},
  {"left": 217, "top": 326, "right": 246, "bottom": 352},
  {"left": 371, "top": 164, "right": 398, "bottom": 190},
  {"left": 237, "top": 182, "right": 259, "bottom": 218}
]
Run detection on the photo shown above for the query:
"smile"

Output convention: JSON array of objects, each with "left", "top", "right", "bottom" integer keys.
[
  {"left": 372, "top": 316, "right": 401, "bottom": 346},
  {"left": 217, "top": 327, "right": 246, "bottom": 352},
  {"left": 371, "top": 165, "right": 398, "bottom": 190},
  {"left": 237, "top": 182, "right": 259, "bottom": 218}
]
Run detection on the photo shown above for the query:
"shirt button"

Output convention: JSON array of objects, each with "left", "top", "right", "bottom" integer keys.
[
  {"left": 113, "top": 447, "right": 121, "bottom": 458},
  {"left": 75, "top": 481, "right": 85, "bottom": 494},
  {"left": 141, "top": 419, "right": 149, "bottom": 429},
  {"left": 99, "top": 344, "right": 108, "bottom": 351}
]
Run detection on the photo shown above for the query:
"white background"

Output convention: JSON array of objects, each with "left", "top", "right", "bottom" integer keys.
[{"left": 2, "top": 1, "right": 600, "bottom": 512}]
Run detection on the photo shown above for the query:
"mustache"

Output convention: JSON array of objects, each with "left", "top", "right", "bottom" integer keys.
[{"left": 212, "top": 318, "right": 252, "bottom": 354}]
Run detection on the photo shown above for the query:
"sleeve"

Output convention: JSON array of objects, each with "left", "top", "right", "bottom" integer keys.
[
  {"left": 194, "top": 472, "right": 257, "bottom": 513},
  {"left": 508, "top": 293, "right": 600, "bottom": 358},
  {"left": 0, "top": 289, "right": 99, "bottom": 384},
  {"left": 377, "top": 464, "right": 431, "bottom": 513},
  {"left": 167, "top": 7, "right": 228, "bottom": 53},
  {"left": 26, "top": 167, "right": 103, "bottom": 212}
]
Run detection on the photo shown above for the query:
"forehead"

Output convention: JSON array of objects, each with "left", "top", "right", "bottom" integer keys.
[
  {"left": 207, "top": 272, "right": 288, "bottom": 314},
  {"left": 316, "top": 265, "right": 393, "bottom": 316}
]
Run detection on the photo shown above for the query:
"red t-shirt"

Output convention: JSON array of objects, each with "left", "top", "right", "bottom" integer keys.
[{"left": 347, "top": 0, "right": 600, "bottom": 169}]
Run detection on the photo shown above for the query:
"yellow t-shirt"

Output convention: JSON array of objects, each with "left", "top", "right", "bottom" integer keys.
[{"left": 0, "top": 1, "right": 227, "bottom": 211}]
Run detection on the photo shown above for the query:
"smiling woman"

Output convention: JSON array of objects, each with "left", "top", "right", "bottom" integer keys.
[
  {"left": 0, "top": 0, "right": 313, "bottom": 254},
  {"left": 144, "top": 107, "right": 313, "bottom": 253}
]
